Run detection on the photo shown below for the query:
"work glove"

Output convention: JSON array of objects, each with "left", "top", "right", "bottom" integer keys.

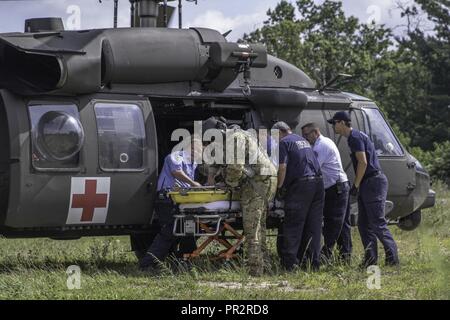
[
  {"left": 350, "top": 184, "right": 359, "bottom": 197},
  {"left": 275, "top": 188, "right": 285, "bottom": 201}
]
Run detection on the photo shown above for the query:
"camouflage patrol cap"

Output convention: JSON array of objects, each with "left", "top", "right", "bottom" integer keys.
[
  {"left": 202, "top": 116, "right": 227, "bottom": 134},
  {"left": 228, "top": 124, "right": 241, "bottom": 130}
]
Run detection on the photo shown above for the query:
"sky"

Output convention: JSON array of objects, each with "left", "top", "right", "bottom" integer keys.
[{"left": 0, "top": 0, "right": 417, "bottom": 41}]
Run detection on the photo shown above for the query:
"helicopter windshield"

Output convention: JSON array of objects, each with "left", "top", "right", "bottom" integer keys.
[{"left": 362, "top": 107, "right": 404, "bottom": 157}]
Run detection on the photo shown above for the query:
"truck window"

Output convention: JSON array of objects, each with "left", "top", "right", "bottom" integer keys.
[
  {"left": 29, "top": 104, "right": 84, "bottom": 170},
  {"left": 94, "top": 103, "right": 146, "bottom": 171},
  {"left": 299, "top": 109, "right": 329, "bottom": 136},
  {"left": 362, "top": 108, "right": 404, "bottom": 156}
]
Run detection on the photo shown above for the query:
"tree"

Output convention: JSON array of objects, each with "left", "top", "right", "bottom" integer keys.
[
  {"left": 241, "top": 0, "right": 392, "bottom": 95},
  {"left": 415, "top": 0, "right": 450, "bottom": 41},
  {"left": 240, "top": 0, "right": 450, "bottom": 182},
  {"left": 393, "top": 0, "right": 450, "bottom": 149}
]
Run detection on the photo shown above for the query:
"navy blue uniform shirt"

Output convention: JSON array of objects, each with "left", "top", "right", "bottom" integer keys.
[
  {"left": 347, "top": 129, "right": 382, "bottom": 179},
  {"left": 279, "top": 133, "right": 321, "bottom": 187}
]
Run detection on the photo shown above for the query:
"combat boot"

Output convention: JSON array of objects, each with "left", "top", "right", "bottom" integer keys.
[{"left": 249, "top": 266, "right": 264, "bottom": 277}]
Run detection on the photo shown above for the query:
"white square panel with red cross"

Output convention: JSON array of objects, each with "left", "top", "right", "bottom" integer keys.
[{"left": 66, "top": 177, "right": 111, "bottom": 225}]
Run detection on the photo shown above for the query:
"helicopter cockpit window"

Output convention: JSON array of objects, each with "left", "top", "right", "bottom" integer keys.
[
  {"left": 29, "top": 104, "right": 84, "bottom": 170},
  {"left": 94, "top": 103, "right": 145, "bottom": 171},
  {"left": 362, "top": 108, "right": 404, "bottom": 156}
]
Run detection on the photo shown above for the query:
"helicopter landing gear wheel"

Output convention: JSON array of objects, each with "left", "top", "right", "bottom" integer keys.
[{"left": 398, "top": 210, "right": 422, "bottom": 231}]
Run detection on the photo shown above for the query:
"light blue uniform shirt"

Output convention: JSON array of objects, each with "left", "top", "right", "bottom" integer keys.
[
  {"left": 312, "top": 135, "right": 348, "bottom": 189},
  {"left": 157, "top": 151, "right": 197, "bottom": 191}
]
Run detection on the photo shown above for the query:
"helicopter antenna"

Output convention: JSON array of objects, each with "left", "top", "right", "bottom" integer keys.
[
  {"left": 99, "top": 0, "right": 119, "bottom": 28},
  {"left": 222, "top": 30, "right": 232, "bottom": 38},
  {"left": 183, "top": 0, "right": 198, "bottom": 29},
  {"left": 131, "top": 1, "right": 135, "bottom": 27},
  {"left": 180, "top": 0, "right": 199, "bottom": 29},
  {"left": 129, "top": 1, "right": 197, "bottom": 29},
  {"left": 163, "top": 0, "right": 168, "bottom": 27},
  {"left": 318, "top": 73, "right": 353, "bottom": 93},
  {"left": 114, "top": 0, "right": 118, "bottom": 28},
  {"left": 178, "top": 0, "right": 182, "bottom": 29}
]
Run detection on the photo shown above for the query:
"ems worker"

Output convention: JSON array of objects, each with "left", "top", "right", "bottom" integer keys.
[
  {"left": 301, "top": 123, "right": 352, "bottom": 263},
  {"left": 328, "top": 111, "right": 399, "bottom": 267},
  {"left": 273, "top": 121, "right": 324, "bottom": 271},
  {"left": 139, "top": 138, "right": 203, "bottom": 272}
]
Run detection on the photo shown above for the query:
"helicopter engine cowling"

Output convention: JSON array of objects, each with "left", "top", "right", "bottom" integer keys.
[{"left": 0, "top": 27, "right": 267, "bottom": 95}]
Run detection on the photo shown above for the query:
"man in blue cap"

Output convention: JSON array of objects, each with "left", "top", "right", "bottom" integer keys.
[
  {"left": 328, "top": 111, "right": 399, "bottom": 267},
  {"left": 272, "top": 121, "right": 324, "bottom": 271}
]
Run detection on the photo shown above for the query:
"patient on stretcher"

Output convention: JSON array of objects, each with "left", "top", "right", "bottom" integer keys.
[{"left": 168, "top": 186, "right": 283, "bottom": 217}]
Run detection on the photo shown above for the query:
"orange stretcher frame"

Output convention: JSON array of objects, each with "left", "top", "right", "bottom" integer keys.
[{"left": 183, "top": 221, "right": 245, "bottom": 261}]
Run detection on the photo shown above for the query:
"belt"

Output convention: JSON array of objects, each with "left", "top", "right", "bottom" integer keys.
[
  {"left": 325, "top": 181, "right": 349, "bottom": 192},
  {"left": 325, "top": 181, "right": 350, "bottom": 194},
  {"left": 364, "top": 171, "right": 382, "bottom": 180},
  {"left": 296, "top": 175, "right": 322, "bottom": 182}
]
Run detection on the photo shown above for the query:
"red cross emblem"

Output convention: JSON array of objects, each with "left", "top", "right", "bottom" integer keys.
[
  {"left": 67, "top": 177, "right": 110, "bottom": 224},
  {"left": 72, "top": 180, "right": 108, "bottom": 222}
]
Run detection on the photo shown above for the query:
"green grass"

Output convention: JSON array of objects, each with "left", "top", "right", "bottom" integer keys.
[{"left": 0, "top": 182, "right": 449, "bottom": 300}]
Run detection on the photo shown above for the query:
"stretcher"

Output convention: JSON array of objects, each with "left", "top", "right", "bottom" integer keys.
[
  {"left": 168, "top": 187, "right": 284, "bottom": 261},
  {"left": 168, "top": 187, "right": 244, "bottom": 260}
]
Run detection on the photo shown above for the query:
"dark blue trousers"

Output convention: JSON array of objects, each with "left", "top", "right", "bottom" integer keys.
[
  {"left": 336, "top": 195, "right": 352, "bottom": 261},
  {"left": 140, "top": 202, "right": 196, "bottom": 269},
  {"left": 358, "top": 174, "right": 399, "bottom": 266},
  {"left": 322, "top": 182, "right": 352, "bottom": 261},
  {"left": 281, "top": 178, "right": 325, "bottom": 271},
  {"left": 140, "top": 202, "right": 175, "bottom": 269}
]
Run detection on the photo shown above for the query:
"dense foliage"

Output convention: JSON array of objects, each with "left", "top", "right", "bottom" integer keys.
[{"left": 241, "top": 0, "right": 450, "bottom": 184}]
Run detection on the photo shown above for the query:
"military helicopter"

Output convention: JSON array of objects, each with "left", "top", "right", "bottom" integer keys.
[{"left": 0, "top": 0, "right": 435, "bottom": 256}]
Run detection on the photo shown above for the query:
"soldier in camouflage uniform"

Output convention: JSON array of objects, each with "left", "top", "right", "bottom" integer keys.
[{"left": 204, "top": 119, "right": 277, "bottom": 276}]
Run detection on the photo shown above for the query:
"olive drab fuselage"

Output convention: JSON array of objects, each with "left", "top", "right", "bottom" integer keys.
[{"left": 0, "top": 8, "right": 435, "bottom": 238}]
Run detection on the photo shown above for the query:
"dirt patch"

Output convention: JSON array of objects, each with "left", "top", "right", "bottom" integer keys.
[{"left": 199, "top": 281, "right": 327, "bottom": 293}]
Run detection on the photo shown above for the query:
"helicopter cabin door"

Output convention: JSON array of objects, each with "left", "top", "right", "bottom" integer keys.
[
  {"left": 88, "top": 97, "right": 158, "bottom": 227},
  {"left": 357, "top": 104, "right": 416, "bottom": 216},
  {"left": 0, "top": 94, "right": 10, "bottom": 222},
  {"left": 2, "top": 93, "right": 157, "bottom": 232}
]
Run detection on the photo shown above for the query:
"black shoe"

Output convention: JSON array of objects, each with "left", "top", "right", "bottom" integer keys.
[
  {"left": 338, "top": 254, "right": 352, "bottom": 265},
  {"left": 140, "top": 264, "right": 162, "bottom": 276},
  {"left": 173, "top": 259, "right": 193, "bottom": 273},
  {"left": 139, "top": 253, "right": 158, "bottom": 269},
  {"left": 300, "top": 263, "right": 320, "bottom": 272},
  {"left": 249, "top": 268, "right": 264, "bottom": 277},
  {"left": 281, "top": 263, "right": 298, "bottom": 272},
  {"left": 358, "top": 260, "right": 378, "bottom": 270},
  {"left": 320, "top": 253, "right": 332, "bottom": 266},
  {"left": 385, "top": 260, "right": 400, "bottom": 267}
]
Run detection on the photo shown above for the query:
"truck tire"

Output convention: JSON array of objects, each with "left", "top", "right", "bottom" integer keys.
[{"left": 398, "top": 210, "right": 422, "bottom": 231}]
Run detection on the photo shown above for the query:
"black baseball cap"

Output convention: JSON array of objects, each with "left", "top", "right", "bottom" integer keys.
[{"left": 327, "top": 111, "right": 351, "bottom": 124}]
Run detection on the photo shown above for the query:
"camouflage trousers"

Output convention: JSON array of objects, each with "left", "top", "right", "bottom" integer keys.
[{"left": 240, "top": 176, "right": 277, "bottom": 276}]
